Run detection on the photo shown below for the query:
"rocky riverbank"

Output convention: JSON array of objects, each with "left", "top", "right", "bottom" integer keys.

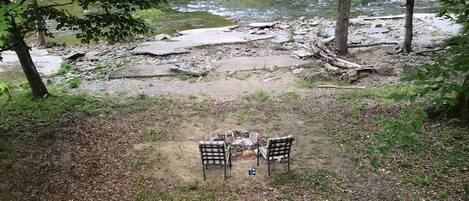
[{"left": 0, "top": 13, "right": 460, "bottom": 97}]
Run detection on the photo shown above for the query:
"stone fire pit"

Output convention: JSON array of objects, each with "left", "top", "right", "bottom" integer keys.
[{"left": 209, "top": 130, "right": 262, "bottom": 160}]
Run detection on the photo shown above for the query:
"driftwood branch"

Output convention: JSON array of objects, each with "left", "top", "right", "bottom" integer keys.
[
  {"left": 317, "top": 85, "right": 366, "bottom": 89},
  {"left": 306, "top": 39, "right": 378, "bottom": 82}
]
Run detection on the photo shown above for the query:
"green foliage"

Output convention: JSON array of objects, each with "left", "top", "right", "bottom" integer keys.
[
  {"left": 67, "top": 77, "right": 81, "bottom": 88},
  {"left": 0, "top": 82, "right": 12, "bottom": 101},
  {"left": 246, "top": 89, "right": 270, "bottom": 103},
  {"left": 367, "top": 108, "right": 427, "bottom": 168},
  {"left": 0, "top": 2, "right": 25, "bottom": 49},
  {"left": 401, "top": 0, "right": 469, "bottom": 121},
  {"left": 1, "top": 0, "right": 165, "bottom": 49},
  {"left": 56, "top": 61, "right": 75, "bottom": 75}
]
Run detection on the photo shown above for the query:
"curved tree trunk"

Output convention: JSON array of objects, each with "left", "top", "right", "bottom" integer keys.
[
  {"left": 335, "top": 0, "right": 351, "bottom": 56},
  {"left": 13, "top": 41, "right": 49, "bottom": 98},
  {"left": 403, "top": 0, "right": 415, "bottom": 53},
  {"left": 455, "top": 74, "right": 469, "bottom": 125}
]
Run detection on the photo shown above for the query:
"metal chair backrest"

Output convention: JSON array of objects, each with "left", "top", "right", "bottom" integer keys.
[
  {"left": 267, "top": 136, "right": 294, "bottom": 160},
  {"left": 199, "top": 141, "right": 226, "bottom": 165}
]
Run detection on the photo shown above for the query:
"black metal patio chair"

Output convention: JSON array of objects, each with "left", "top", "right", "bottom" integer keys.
[
  {"left": 199, "top": 141, "right": 232, "bottom": 180},
  {"left": 256, "top": 135, "right": 294, "bottom": 176}
]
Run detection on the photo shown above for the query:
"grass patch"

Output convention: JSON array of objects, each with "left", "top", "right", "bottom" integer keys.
[
  {"left": 271, "top": 170, "right": 336, "bottom": 193},
  {"left": 280, "top": 91, "right": 300, "bottom": 104},
  {"left": 298, "top": 79, "right": 317, "bottom": 88},
  {"left": 348, "top": 102, "right": 364, "bottom": 119},
  {"left": 246, "top": 90, "right": 269, "bottom": 103},
  {"left": 339, "top": 85, "right": 415, "bottom": 102},
  {"left": 144, "top": 127, "right": 175, "bottom": 142},
  {"left": 56, "top": 61, "right": 75, "bottom": 76},
  {"left": 179, "top": 73, "right": 191, "bottom": 81},
  {"left": 231, "top": 111, "right": 250, "bottom": 125},
  {"left": 67, "top": 77, "right": 81, "bottom": 88},
  {"left": 0, "top": 86, "right": 114, "bottom": 151},
  {"left": 132, "top": 147, "right": 167, "bottom": 171}
]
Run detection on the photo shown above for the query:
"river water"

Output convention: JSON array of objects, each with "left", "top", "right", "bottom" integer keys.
[{"left": 172, "top": 0, "right": 440, "bottom": 22}]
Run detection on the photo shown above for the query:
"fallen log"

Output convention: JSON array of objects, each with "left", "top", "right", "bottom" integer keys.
[
  {"left": 358, "top": 15, "right": 405, "bottom": 21},
  {"left": 348, "top": 42, "right": 399, "bottom": 48},
  {"left": 317, "top": 85, "right": 366, "bottom": 89}
]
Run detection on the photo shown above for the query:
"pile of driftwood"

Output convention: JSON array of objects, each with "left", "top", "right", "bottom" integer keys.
[{"left": 300, "top": 40, "right": 376, "bottom": 83}]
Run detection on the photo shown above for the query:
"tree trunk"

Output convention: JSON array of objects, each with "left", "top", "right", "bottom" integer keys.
[
  {"left": 32, "top": 0, "right": 47, "bottom": 48},
  {"left": 403, "top": 0, "right": 415, "bottom": 53},
  {"left": 455, "top": 74, "right": 469, "bottom": 125},
  {"left": 335, "top": 0, "right": 351, "bottom": 56},
  {"left": 36, "top": 25, "right": 46, "bottom": 48},
  {"left": 13, "top": 41, "right": 49, "bottom": 98}
]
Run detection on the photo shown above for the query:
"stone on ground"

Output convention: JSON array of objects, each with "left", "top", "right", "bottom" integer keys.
[
  {"left": 110, "top": 64, "right": 178, "bottom": 79},
  {"left": 215, "top": 55, "right": 310, "bottom": 72}
]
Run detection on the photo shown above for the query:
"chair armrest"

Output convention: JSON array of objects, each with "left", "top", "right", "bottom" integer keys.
[{"left": 226, "top": 144, "right": 232, "bottom": 154}]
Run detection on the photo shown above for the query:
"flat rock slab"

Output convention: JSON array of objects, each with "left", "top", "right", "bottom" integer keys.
[
  {"left": 132, "top": 28, "right": 273, "bottom": 56},
  {"left": 248, "top": 22, "right": 278, "bottom": 28},
  {"left": 215, "top": 55, "right": 310, "bottom": 72},
  {"left": 177, "top": 26, "right": 238, "bottom": 35},
  {"left": 357, "top": 27, "right": 390, "bottom": 34},
  {"left": 415, "top": 13, "right": 462, "bottom": 34},
  {"left": 0, "top": 49, "right": 62, "bottom": 76},
  {"left": 110, "top": 64, "right": 178, "bottom": 79},
  {"left": 131, "top": 41, "right": 193, "bottom": 56}
]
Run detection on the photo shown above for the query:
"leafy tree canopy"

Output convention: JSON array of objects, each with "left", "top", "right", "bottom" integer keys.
[{"left": 0, "top": 0, "right": 165, "bottom": 51}]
